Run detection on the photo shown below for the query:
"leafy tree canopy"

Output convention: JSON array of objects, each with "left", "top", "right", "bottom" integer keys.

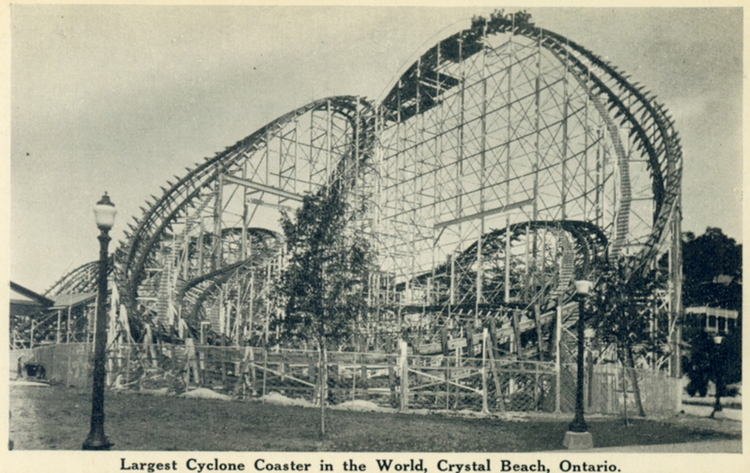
[
  {"left": 682, "top": 227, "right": 742, "bottom": 311},
  {"left": 591, "top": 259, "right": 662, "bottom": 359},
  {"left": 681, "top": 227, "right": 741, "bottom": 396},
  {"left": 273, "top": 183, "right": 373, "bottom": 350}
]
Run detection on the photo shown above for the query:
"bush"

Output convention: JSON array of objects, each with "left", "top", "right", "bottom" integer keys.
[{"left": 686, "top": 377, "right": 708, "bottom": 397}]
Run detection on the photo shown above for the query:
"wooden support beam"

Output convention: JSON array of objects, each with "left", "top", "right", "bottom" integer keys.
[
  {"left": 434, "top": 199, "right": 533, "bottom": 230},
  {"left": 223, "top": 174, "right": 303, "bottom": 202}
]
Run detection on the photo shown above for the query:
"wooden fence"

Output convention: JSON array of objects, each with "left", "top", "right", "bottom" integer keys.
[{"left": 12, "top": 342, "right": 681, "bottom": 417}]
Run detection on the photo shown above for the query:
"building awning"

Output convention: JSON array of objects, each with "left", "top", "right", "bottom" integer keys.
[
  {"left": 685, "top": 306, "right": 738, "bottom": 318},
  {"left": 50, "top": 292, "right": 97, "bottom": 309}
]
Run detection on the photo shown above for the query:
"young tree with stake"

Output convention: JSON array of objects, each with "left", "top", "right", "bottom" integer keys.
[{"left": 274, "top": 181, "right": 373, "bottom": 436}]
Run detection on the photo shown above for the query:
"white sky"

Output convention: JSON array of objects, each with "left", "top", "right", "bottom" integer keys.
[{"left": 8, "top": 6, "right": 743, "bottom": 292}]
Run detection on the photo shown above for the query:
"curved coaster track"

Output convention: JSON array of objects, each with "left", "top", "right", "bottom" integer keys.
[{"left": 37, "top": 12, "right": 681, "bottom": 370}]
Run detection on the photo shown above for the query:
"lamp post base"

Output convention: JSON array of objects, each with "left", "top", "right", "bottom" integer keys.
[
  {"left": 563, "top": 431, "right": 593, "bottom": 450},
  {"left": 82, "top": 436, "right": 113, "bottom": 451}
]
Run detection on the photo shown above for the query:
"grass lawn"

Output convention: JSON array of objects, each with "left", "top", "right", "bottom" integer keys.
[{"left": 9, "top": 384, "right": 741, "bottom": 451}]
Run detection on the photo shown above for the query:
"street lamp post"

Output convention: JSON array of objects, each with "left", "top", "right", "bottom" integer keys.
[
  {"left": 710, "top": 335, "right": 724, "bottom": 419},
  {"left": 83, "top": 193, "right": 117, "bottom": 450},
  {"left": 563, "top": 279, "right": 594, "bottom": 449}
]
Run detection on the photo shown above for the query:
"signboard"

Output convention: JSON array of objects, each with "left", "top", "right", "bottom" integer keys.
[
  {"left": 450, "top": 368, "right": 473, "bottom": 380},
  {"left": 418, "top": 342, "right": 442, "bottom": 354},
  {"left": 448, "top": 338, "right": 467, "bottom": 350}
]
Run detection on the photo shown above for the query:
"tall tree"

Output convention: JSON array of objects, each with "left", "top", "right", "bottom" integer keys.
[
  {"left": 684, "top": 328, "right": 742, "bottom": 411},
  {"left": 682, "top": 227, "right": 742, "bottom": 310},
  {"left": 591, "top": 259, "right": 662, "bottom": 421},
  {"left": 683, "top": 315, "right": 742, "bottom": 399},
  {"left": 276, "top": 183, "right": 372, "bottom": 350},
  {"left": 681, "top": 227, "right": 742, "bottom": 405},
  {"left": 274, "top": 181, "right": 373, "bottom": 435}
]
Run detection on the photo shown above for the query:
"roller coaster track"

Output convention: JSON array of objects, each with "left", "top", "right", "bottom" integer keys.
[
  {"left": 175, "top": 228, "right": 281, "bottom": 317},
  {"left": 381, "top": 13, "right": 681, "bottom": 279},
  {"left": 44, "top": 256, "right": 116, "bottom": 297},
  {"left": 118, "top": 96, "right": 375, "bottom": 324},
  {"left": 407, "top": 220, "right": 606, "bottom": 327},
  {"left": 368, "top": 12, "right": 681, "bottom": 360},
  {"left": 508, "top": 18, "right": 681, "bottom": 273},
  {"left": 39, "top": 12, "right": 681, "bottom": 355},
  {"left": 403, "top": 218, "right": 601, "bottom": 359},
  {"left": 173, "top": 115, "right": 377, "bottom": 338},
  {"left": 173, "top": 226, "right": 281, "bottom": 299},
  {"left": 181, "top": 243, "right": 281, "bottom": 337},
  {"left": 450, "top": 220, "right": 607, "bottom": 284}
]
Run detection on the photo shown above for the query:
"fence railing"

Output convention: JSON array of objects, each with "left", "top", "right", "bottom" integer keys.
[{"left": 13, "top": 342, "right": 681, "bottom": 417}]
